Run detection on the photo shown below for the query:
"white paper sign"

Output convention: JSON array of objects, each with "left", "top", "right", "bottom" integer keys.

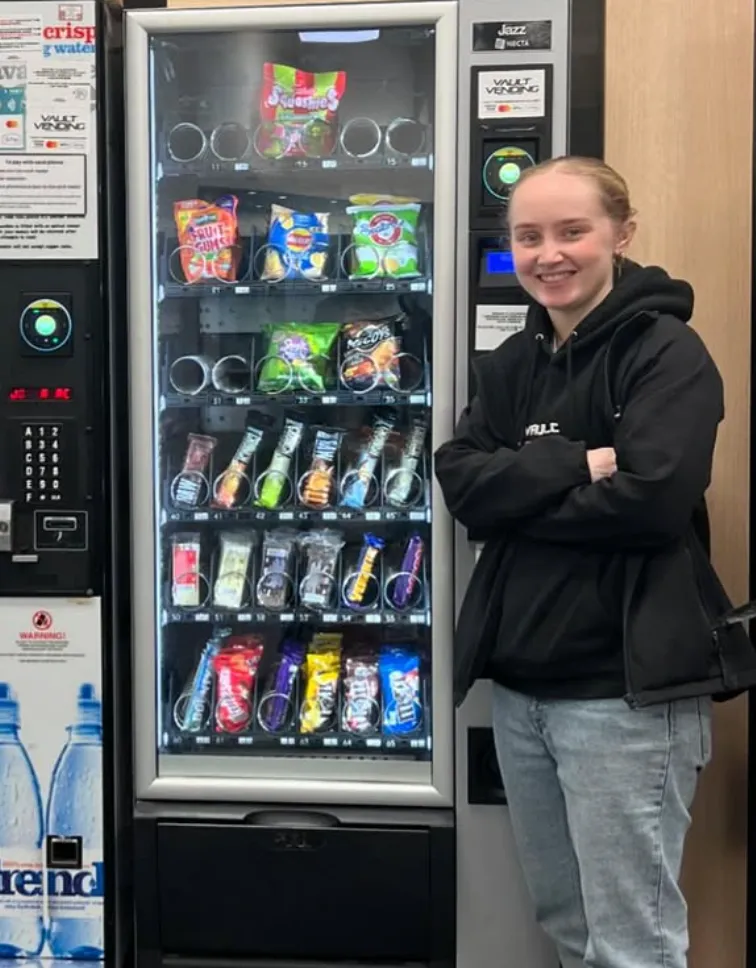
[
  {"left": 475, "top": 304, "right": 528, "bottom": 351},
  {"left": 0, "top": 1, "right": 97, "bottom": 260},
  {"left": 478, "top": 68, "right": 546, "bottom": 120}
]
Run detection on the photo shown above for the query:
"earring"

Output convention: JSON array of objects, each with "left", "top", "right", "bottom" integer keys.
[{"left": 613, "top": 251, "right": 625, "bottom": 277}]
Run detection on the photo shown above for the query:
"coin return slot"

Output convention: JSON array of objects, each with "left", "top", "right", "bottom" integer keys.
[
  {"left": 46, "top": 835, "right": 82, "bottom": 869},
  {"left": 43, "top": 516, "right": 78, "bottom": 532}
]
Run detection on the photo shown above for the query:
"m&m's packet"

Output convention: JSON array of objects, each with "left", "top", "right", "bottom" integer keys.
[
  {"left": 212, "top": 636, "right": 264, "bottom": 733},
  {"left": 342, "top": 654, "right": 380, "bottom": 734},
  {"left": 300, "top": 634, "right": 343, "bottom": 734},
  {"left": 346, "top": 194, "right": 421, "bottom": 279},
  {"left": 380, "top": 647, "right": 422, "bottom": 735},
  {"left": 257, "top": 322, "right": 340, "bottom": 394},
  {"left": 173, "top": 195, "right": 240, "bottom": 284},
  {"left": 261, "top": 205, "right": 330, "bottom": 282},
  {"left": 258, "top": 63, "right": 347, "bottom": 159}
]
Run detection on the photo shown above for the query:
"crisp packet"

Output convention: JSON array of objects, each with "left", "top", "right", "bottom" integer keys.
[
  {"left": 300, "top": 428, "right": 342, "bottom": 508},
  {"left": 386, "top": 417, "right": 427, "bottom": 506},
  {"left": 257, "top": 322, "right": 340, "bottom": 394},
  {"left": 212, "top": 532, "right": 255, "bottom": 610},
  {"left": 257, "top": 639, "right": 306, "bottom": 733},
  {"left": 213, "top": 425, "right": 264, "bottom": 509},
  {"left": 256, "top": 417, "right": 304, "bottom": 510},
  {"left": 299, "top": 530, "right": 344, "bottom": 610},
  {"left": 299, "top": 633, "right": 343, "bottom": 733},
  {"left": 258, "top": 63, "right": 347, "bottom": 159},
  {"left": 213, "top": 637, "right": 264, "bottom": 733},
  {"left": 340, "top": 316, "right": 402, "bottom": 392},
  {"left": 341, "top": 413, "right": 395, "bottom": 509},
  {"left": 346, "top": 194, "right": 421, "bottom": 279},
  {"left": 261, "top": 205, "right": 329, "bottom": 281},
  {"left": 342, "top": 654, "right": 380, "bottom": 734},
  {"left": 173, "top": 195, "right": 240, "bottom": 284},
  {"left": 380, "top": 647, "right": 422, "bottom": 735},
  {"left": 256, "top": 529, "right": 297, "bottom": 610},
  {"left": 344, "top": 533, "right": 384, "bottom": 609}
]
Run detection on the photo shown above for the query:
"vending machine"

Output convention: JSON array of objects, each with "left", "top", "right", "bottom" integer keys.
[
  {"left": 125, "top": 4, "right": 455, "bottom": 966},
  {"left": 0, "top": 1, "right": 129, "bottom": 965}
]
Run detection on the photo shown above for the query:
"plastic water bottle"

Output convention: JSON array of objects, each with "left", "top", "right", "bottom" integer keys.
[
  {"left": 0, "top": 682, "right": 45, "bottom": 957},
  {"left": 46, "top": 684, "right": 104, "bottom": 959}
]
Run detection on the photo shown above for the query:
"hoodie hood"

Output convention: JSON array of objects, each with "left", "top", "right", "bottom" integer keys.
[{"left": 525, "top": 260, "right": 694, "bottom": 352}]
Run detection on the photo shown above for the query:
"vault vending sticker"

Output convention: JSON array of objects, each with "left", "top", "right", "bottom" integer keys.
[
  {"left": 0, "top": 1, "right": 97, "bottom": 260},
  {"left": 477, "top": 68, "right": 546, "bottom": 120}
]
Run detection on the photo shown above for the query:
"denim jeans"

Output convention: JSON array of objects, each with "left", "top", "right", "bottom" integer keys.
[{"left": 491, "top": 684, "right": 712, "bottom": 968}]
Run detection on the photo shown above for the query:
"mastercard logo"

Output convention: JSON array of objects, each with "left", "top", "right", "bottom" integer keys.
[
  {"left": 496, "top": 104, "right": 513, "bottom": 113},
  {"left": 45, "top": 140, "right": 59, "bottom": 149},
  {"left": 4, "top": 119, "right": 19, "bottom": 129}
]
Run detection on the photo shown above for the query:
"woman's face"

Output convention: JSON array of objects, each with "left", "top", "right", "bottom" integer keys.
[{"left": 509, "top": 170, "right": 623, "bottom": 316}]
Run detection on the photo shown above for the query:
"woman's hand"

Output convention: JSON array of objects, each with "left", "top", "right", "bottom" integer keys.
[{"left": 586, "top": 447, "right": 617, "bottom": 483}]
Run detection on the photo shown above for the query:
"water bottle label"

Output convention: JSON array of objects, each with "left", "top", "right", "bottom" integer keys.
[
  {"left": 47, "top": 851, "right": 103, "bottom": 919},
  {"left": 0, "top": 848, "right": 44, "bottom": 919}
]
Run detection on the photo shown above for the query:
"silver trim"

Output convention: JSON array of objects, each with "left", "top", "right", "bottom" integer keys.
[{"left": 126, "top": 3, "right": 457, "bottom": 807}]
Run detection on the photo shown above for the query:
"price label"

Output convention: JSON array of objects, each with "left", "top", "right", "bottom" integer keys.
[
  {"left": 238, "top": 736, "right": 254, "bottom": 745},
  {"left": 238, "top": 613, "right": 252, "bottom": 622},
  {"left": 235, "top": 396, "right": 251, "bottom": 406},
  {"left": 323, "top": 737, "right": 339, "bottom": 747},
  {"left": 279, "top": 737, "right": 296, "bottom": 746},
  {"left": 323, "top": 512, "right": 337, "bottom": 521},
  {"left": 366, "top": 738, "right": 382, "bottom": 748},
  {"left": 409, "top": 393, "right": 426, "bottom": 404},
  {"left": 365, "top": 614, "right": 381, "bottom": 624},
  {"left": 410, "top": 614, "right": 425, "bottom": 625},
  {"left": 194, "top": 613, "right": 210, "bottom": 623},
  {"left": 279, "top": 512, "right": 294, "bottom": 521},
  {"left": 323, "top": 613, "right": 338, "bottom": 623},
  {"left": 365, "top": 511, "right": 381, "bottom": 521},
  {"left": 410, "top": 281, "right": 425, "bottom": 292},
  {"left": 234, "top": 286, "right": 250, "bottom": 295},
  {"left": 280, "top": 613, "right": 294, "bottom": 623},
  {"left": 195, "top": 736, "right": 211, "bottom": 745},
  {"left": 193, "top": 512, "right": 209, "bottom": 521},
  {"left": 322, "top": 159, "right": 337, "bottom": 169},
  {"left": 411, "top": 156, "right": 428, "bottom": 168},
  {"left": 410, "top": 511, "right": 425, "bottom": 521},
  {"left": 322, "top": 395, "right": 337, "bottom": 405}
]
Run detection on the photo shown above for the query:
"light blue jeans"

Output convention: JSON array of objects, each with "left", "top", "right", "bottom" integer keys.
[{"left": 491, "top": 684, "right": 712, "bottom": 968}]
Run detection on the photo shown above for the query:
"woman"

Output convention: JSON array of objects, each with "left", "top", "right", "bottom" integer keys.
[{"left": 434, "top": 156, "right": 756, "bottom": 968}]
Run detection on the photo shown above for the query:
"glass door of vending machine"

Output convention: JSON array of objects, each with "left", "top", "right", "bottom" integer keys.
[{"left": 126, "top": 3, "right": 457, "bottom": 807}]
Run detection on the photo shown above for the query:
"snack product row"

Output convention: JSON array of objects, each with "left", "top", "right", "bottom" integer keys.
[
  {"left": 167, "top": 316, "right": 426, "bottom": 399},
  {"left": 164, "top": 62, "right": 428, "bottom": 165},
  {"left": 170, "top": 529, "right": 427, "bottom": 614},
  {"left": 172, "top": 629, "right": 426, "bottom": 739},
  {"left": 172, "top": 195, "right": 425, "bottom": 285},
  {"left": 168, "top": 413, "right": 428, "bottom": 512}
]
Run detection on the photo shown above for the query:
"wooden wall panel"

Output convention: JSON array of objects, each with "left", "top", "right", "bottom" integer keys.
[
  {"left": 157, "top": 0, "right": 754, "bottom": 963},
  {"left": 605, "top": 2, "right": 753, "bottom": 967}
]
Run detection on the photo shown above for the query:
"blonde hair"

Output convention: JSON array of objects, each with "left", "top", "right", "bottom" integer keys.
[{"left": 511, "top": 155, "right": 637, "bottom": 225}]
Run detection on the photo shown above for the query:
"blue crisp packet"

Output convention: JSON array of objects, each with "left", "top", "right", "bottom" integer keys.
[
  {"left": 261, "top": 204, "right": 330, "bottom": 281},
  {"left": 380, "top": 647, "right": 422, "bottom": 735}
]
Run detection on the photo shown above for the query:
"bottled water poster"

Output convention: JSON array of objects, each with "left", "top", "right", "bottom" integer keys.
[{"left": 0, "top": 597, "right": 103, "bottom": 960}]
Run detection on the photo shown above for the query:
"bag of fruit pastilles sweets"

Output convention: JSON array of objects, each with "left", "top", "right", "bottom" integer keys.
[{"left": 174, "top": 195, "right": 240, "bottom": 284}]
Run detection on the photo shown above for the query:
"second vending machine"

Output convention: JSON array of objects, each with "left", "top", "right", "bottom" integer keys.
[{"left": 126, "top": 4, "right": 456, "bottom": 965}]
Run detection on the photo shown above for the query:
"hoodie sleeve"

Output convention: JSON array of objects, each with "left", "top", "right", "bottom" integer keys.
[
  {"left": 434, "top": 393, "right": 592, "bottom": 533},
  {"left": 519, "top": 325, "right": 723, "bottom": 547}
]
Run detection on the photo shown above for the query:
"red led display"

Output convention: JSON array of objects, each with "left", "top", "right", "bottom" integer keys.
[{"left": 8, "top": 387, "right": 73, "bottom": 402}]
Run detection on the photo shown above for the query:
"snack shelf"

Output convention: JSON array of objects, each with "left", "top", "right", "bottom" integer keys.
[
  {"left": 163, "top": 506, "right": 431, "bottom": 525},
  {"left": 165, "top": 729, "right": 430, "bottom": 754},
  {"left": 158, "top": 222, "right": 432, "bottom": 300},
  {"left": 161, "top": 606, "right": 430, "bottom": 627},
  {"left": 160, "top": 389, "right": 430, "bottom": 410},
  {"left": 158, "top": 152, "right": 433, "bottom": 180}
]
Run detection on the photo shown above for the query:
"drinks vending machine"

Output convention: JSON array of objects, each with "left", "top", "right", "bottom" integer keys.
[{"left": 0, "top": 1, "right": 129, "bottom": 965}]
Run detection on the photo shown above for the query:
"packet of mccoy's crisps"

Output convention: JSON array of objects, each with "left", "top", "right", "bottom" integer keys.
[{"left": 174, "top": 195, "right": 240, "bottom": 284}]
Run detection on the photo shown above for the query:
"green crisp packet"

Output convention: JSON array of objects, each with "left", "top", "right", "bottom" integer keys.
[
  {"left": 346, "top": 194, "right": 422, "bottom": 279},
  {"left": 257, "top": 322, "right": 340, "bottom": 394}
]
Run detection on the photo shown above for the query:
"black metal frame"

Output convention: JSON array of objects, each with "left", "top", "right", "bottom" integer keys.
[
  {"left": 568, "top": 0, "right": 605, "bottom": 158},
  {"left": 748, "top": 9, "right": 756, "bottom": 961}
]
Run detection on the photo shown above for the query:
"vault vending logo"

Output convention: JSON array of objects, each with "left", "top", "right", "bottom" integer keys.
[{"left": 477, "top": 68, "right": 547, "bottom": 120}]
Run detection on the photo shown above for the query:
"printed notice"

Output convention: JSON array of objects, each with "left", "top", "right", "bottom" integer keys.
[
  {"left": 0, "top": 1, "right": 97, "bottom": 260},
  {"left": 475, "top": 305, "right": 528, "bottom": 351},
  {"left": 477, "top": 68, "right": 546, "bottom": 120}
]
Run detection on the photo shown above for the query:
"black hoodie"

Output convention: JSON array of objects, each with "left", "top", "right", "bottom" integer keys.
[{"left": 435, "top": 262, "right": 735, "bottom": 701}]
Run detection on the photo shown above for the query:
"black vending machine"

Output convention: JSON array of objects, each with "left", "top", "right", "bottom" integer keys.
[{"left": 0, "top": 2, "right": 129, "bottom": 965}]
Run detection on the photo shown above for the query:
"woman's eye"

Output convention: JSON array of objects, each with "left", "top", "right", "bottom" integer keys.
[{"left": 564, "top": 228, "right": 584, "bottom": 239}]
